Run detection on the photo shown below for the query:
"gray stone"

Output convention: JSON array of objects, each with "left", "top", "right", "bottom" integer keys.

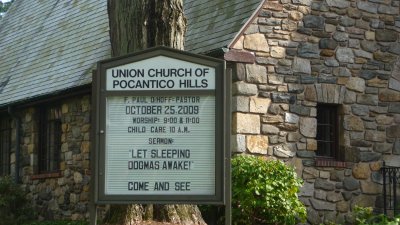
[
  {"left": 371, "top": 171, "right": 383, "bottom": 184},
  {"left": 389, "top": 43, "right": 400, "bottom": 55},
  {"left": 394, "top": 139, "right": 400, "bottom": 155},
  {"left": 354, "top": 49, "right": 373, "bottom": 59},
  {"left": 343, "top": 177, "right": 360, "bottom": 191},
  {"left": 378, "top": 4, "right": 399, "bottom": 15},
  {"left": 299, "top": 182, "right": 314, "bottom": 197},
  {"left": 271, "top": 93, "right": 295, "bottom": 103},
  {"left": 360, "top": 70, "right": 376, "bottom": 80},
  {"left": 315, "top": 189, "right": 327, "bottom": 200},
  {"left": 389, "top": 78, "right": 400, "bottom": 91},
  {"left": 302, "top": 159, "right": 315, "bottom": 166},
  {"left": 360, "top": 41, "right": 380, "bottom": 53},
  {"left": 387, "top": 125, "right": 400, "bottom": 138},
  {"left": 365, "top": 130, "right": 386, "bottom": 142},
  {"left": 315, "top": 178, "right": 335, "bottom": 191},
  {"left": 276, "top": 66, "right": 293, "bottom": 75},
  {"left": 389, "top": 103, "right": 400, "bottom": 113},
  {"left": 336, "top": 47, "right": 354, "bottom": 63},
  {"left": 233, "top": 63, "right": 246, "bottom": 81},
  {"left": 304, "top": 167, "right": 319, "bottom": 179},
  {"left": 307, "top": 208, "right": 322, "bottom": 225},
  {"left": 232, "top": 82, "right": 258, "bottom": 96},
  {"left": 288, "top": 84, "right": 305, "bottom": 94},
  {"left": 292, "top": 57, "right": 311, "bottom": 74},
  {"left": 374, "top": 143, "right": 393, "bottom": 153},
  {"left": 325, "top": 58, "right": 339, "bottom": 67},
  {"left": 297, "top": 150, "right": 316, "bottom": 158},
  {"left": 319, "top": 38, "right": 338, "bottom": 50},
  {"left": 359, "top": 152, "right": 381, "bottom": 162},
  {"left": 351, "top": 140, "right": 372, "bottom": 147},
  {"left": 327, "top": 192, "right": 344, "bottom": 202},
  {"left": 326, "top": 0, "right": 350, "bottom": 8},
  {"left": 298, "top": 43, "right": 320, "bottom": 58},
  {"left": 357, "top": 94, "right": 378, "bottom": 106},
  {"left": 300, "top": 117, "right": 317, "bottom": 137},
  {"left": 333, "top": 32, "right": 349, "bottom": 42},
  {"left": 351, "top": 195, "right": 377, "bottom": 209},
  {"left": 357, "top": 1, "right": 378, "bottom": 13},
  {"left": 346, "top": 77, "right": 365, "bottom": 92},
  {"left": 376, "top": 30, "right": 398, "bottom": 42},
  {"left": 246, "top": 64, "right": 267, "bottom": 84},
  {"left": 333, "top": 67, "right": 351, "bottom": 77},
  {"left": 344, "top": 91, "right": 356, "bottom": 104},
  {"left": 285, "top": 112, "right": 299, "bottom": 124},
  {"left": 273, "top": 144, "right": 295, "bottom": 158},
  {"left": 343, "top": 115, "right": 364, "bottom": 131},
  {"left": 340, "top": 16, "right": 355, "bottom": 27},
  {"left": 232, "top": 96, "right": 249, "bottom": 112},
  {"left": 231, "top": 134, "right": 246, "bottom": 152},
  {"left": 351, "top": 105, "right": 369, "bottom": 116},
  {"left": 292, "top": 0, "right": 312, "bottom": 6},
  {"left": 342, "top": 192, "right": 353, "bottom": 201},
  {"left": 310, "top": 199, "right": 336, "bottom": 211},
  {"left": 290, "top": 105, "right": 311, "bottom": 116},
  {"left": 330, "top": 170, "right": 345, "bottom": 181},
  {"left": 261, "top": 124, "right": 279, "bottom": 135}
]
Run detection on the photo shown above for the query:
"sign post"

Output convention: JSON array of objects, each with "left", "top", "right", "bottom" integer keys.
[{"left": 92, "top": 46, "right": 227, "bottom": 208}]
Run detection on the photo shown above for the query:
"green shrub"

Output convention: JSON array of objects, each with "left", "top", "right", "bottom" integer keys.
[
  {"left": 231, "top": 154, "right": 306, "bottom": 225},
  {"left": 0, "top": 176, "right": 34, "bottom": 225},
  {"left": 354, "top": 206, "right": 400, "bottom": 225}
]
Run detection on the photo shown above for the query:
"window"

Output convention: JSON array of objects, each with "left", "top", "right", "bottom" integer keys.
[
  {"left": 316, "top": 104, "right": 342, "bottom": 160},
  {"left": 38, "top": 106, "right": 61, "bottom": 173},
  {"left": 0, "top": 116, "right": 11, "bottom": 176}
]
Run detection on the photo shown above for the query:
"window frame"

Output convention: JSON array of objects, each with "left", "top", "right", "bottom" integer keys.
[
  {"left": 316, "top": 104, "right": 342, "bottom": 161},
  {"left": 0, "top": 115, "right": 11, "bottom": 176},
  {"left": 38, "top": 105, "right": 62, "bottom": 174}
]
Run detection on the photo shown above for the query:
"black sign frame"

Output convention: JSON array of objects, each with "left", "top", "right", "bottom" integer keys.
[{"left": 92, "top": 46, "right": 227, "bottom": 204}]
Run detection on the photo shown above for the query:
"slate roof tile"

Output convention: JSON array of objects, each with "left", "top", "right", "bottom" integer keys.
[{"left": 0, "top": 0, "right": 262, "bottom": 107}]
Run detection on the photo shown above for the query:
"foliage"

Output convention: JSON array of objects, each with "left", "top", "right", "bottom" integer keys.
[
  {"left": 231, "top": 154, "right": 306, "bottom": 225},
  {"left": 354, "top": 206, "right": 400, "bottom": 225},
  {"left": 0, "top": 0, "right": 14, "bottom": 13},
  {"left": 23, "top": 221, "right": 89, "bottom": 225},
  {"left": 0, "top": 176, "right": 34, "bottom": 225}
]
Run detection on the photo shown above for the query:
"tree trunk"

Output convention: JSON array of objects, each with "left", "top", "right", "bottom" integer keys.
[
  {"left": 108, "top": 0, "right": 186, "bottom": 54},
  {"left": 105, "top": 1, "right": 205, "bottom": 224}
]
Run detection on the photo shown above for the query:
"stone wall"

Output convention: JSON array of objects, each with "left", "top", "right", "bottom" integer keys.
[
  {"left": 17, "top": 95, "right": 91, "bottom": 220},
  {"left": 229, "top": 0, "right": 400, "bottom": 224}
]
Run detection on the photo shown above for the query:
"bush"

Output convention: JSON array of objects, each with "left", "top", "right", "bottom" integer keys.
[
  {"left": 231, "top": 154, "right": 306, "bottom": 225},
  {"left": 354, "top": 206, "right": 400, "bottom": 225},
  {"left": 0, "top": 176, "right": 34, "bottom": 225}
]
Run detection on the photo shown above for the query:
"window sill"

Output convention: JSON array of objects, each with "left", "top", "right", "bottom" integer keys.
[
  {"left": 31, "top": 171, "right": 62, "bottom": 180},
  {"left": 315, "top": 158, "right": 347, "bottom": 168}
]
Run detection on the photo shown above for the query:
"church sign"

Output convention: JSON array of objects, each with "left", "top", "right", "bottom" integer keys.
[{"left": 93, "top": 47, "right": 226, "bottom": 204}]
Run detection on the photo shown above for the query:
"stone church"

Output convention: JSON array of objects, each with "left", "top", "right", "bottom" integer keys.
[{"left": 0, "top": 0, "right": 399, "bottom": 224}]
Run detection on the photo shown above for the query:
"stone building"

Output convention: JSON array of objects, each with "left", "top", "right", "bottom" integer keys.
[{"left": 0, "top": 0, "right": 399, "bottom": 224}]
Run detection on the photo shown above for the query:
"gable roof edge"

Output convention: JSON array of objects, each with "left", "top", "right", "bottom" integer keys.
[{"left": 227, "top": 0, "right": 266, "bottom": 50}]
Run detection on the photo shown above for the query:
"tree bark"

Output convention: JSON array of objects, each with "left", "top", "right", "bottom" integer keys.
[
  {"left": 108, "top": 0, "right": 186, "bottom": 55},
  {"left": 105, "top": 1, "right": 205, "bottom": 224}
]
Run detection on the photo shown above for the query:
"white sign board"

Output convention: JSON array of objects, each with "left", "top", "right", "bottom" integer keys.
[
  {"left": 105, "top": 95, "right": 215, "bottom": 195},
  {"left": 106, "top": 56, "right": 216, "bottom": 91},
  {"left": 95, "top": 47, "right": 225, "bottom": 203}
]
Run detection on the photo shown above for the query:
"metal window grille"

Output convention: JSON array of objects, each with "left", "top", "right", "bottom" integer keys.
[
  {"left": 382, "top": 162, "right": 400, "bottom": 216},
  {"left": 38, "top": 106, "right": 61, "bottom": 173},
  {"left": 0, "top": 116, "right": 11, "bottom": 176},
  {"left": 316, "top": 104, "right": 341, "bottom": 160}
]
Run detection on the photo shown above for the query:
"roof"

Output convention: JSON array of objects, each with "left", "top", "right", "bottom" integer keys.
[
  {"left": 184, "top": 0, "right": 263, "bottom": 53},
  {"left": 0, "top": 0, "right": 262, "bottom": 107},
  {"left": 0, "top": 0, "right": 110, "bottom": 107}
]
